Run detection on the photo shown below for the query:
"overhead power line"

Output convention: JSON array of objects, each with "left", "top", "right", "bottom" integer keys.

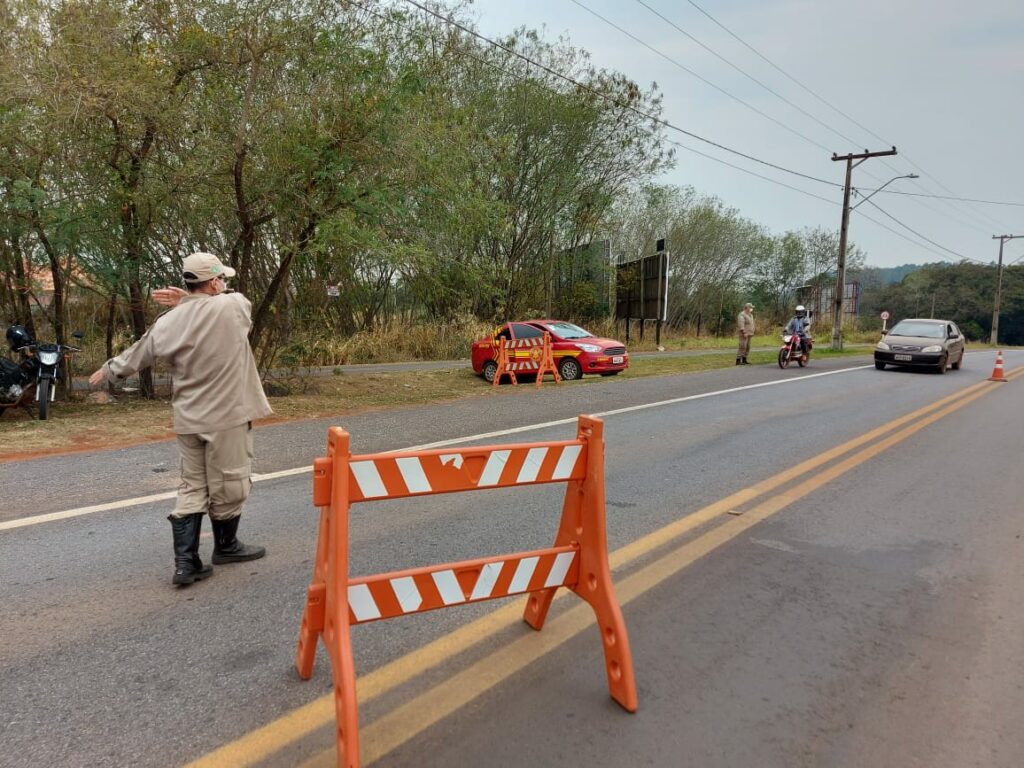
[
  {"left": 631, "top": 0, "right": 890, "bottom": 158},
  {"left": 680, "top": 0, "right": 1021, "bottom": 235},
  {"left": 667, "top": 139, "right": 838, "bottom": 205},
  {"left": 397, "top": 0, "right": 977, "bottom": 265},
  {"left": 568, "top": 0, "right": 833, "bottom": 153},
  {"left": 400, "top": 0, "right": 839, "bottom": 188},
  {"left": 859, "top": 199, "right": 977, "bottom": 262},
  {"left": 852, "top": 210, "right": 958, "bottom": 262},
  {"left": 683, "top": 0, "right": 890, "bottom": 152},
  {"left": 854, "top": 188, "right": 1024, "bottom": 208}
]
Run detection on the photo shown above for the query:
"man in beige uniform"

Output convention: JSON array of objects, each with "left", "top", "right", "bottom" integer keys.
[
  {"left": 89, "top": 252, "right": 272, "bottom": 586},
  {"left": 736, "top": 302, "right": 755, "bottom": 365}
]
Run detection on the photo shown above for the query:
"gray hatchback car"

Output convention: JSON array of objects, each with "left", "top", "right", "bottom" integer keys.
[{"left": 874, "top": 318, "right": 965, "bottom": 373}]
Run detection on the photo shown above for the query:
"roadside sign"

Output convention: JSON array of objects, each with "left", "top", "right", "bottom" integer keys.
[
  {"left": 880, "top": 311, "right": 890, "bottom": 320},
  {"left": 881, "top": 310, "right": 890, "bottom": 332}
]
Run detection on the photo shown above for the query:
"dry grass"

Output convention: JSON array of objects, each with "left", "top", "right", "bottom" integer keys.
[{"left": 285, "top": 316, "right": 495, "bottom": 366}]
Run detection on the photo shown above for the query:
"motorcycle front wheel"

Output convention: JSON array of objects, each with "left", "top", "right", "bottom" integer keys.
[
  {"left": 36, "top": 377, "right": 51, "bottom": 420},
  {"left": 778, "top": 349, "right": 790, "bottom": 369}
]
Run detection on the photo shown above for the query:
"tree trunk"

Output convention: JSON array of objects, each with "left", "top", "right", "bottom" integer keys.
[
  {"left": 249, "top": 218, "right": 317, "bottom": 357},
  {"left": 105, "top": 291, "right": 117, "bottom": 395},
  {"left": 5, "top": 233, "right": 37, "bottom": 339}
]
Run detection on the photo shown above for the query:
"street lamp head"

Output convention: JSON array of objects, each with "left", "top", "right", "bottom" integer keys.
[{"left": 907, "top": 173, "right": 919, "bottom": 179}]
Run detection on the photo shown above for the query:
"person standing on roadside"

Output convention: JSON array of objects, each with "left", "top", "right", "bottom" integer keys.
[
  {"left": 89, "top": 252, "right": 271, "bottom": 587},
  {"left": 736, "top": 302, "right": 755, "bottom": 365}
]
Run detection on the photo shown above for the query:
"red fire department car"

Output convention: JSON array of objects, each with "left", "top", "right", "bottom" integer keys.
[{"left": 471, "top": 320, "right": 629, "bottom": 382}]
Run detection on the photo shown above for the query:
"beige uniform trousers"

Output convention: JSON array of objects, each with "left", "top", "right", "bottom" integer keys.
[
  {"left": 172, "top": 422, "right": 254, "bottom": 520},
  {"left": 737, "top": 333, "right": 752, "bottom": 358}
]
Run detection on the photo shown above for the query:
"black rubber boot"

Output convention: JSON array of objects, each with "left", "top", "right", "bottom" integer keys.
[
  {"left": 211, "top": 516, "right": 266, "bottom": 564},
  {"left": 736, "top": 357, "right": 742, "bottom": 365},
  {"left": 742, "top": 357, "right": 749, "bottom": 365},
  {"left": 169, "top": 514, "right": 213, "bottom": 586}
]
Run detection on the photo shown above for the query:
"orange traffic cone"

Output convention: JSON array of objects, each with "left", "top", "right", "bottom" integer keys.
[{"left": 988, "top": 350, "right": 1007, "bottom": 382}]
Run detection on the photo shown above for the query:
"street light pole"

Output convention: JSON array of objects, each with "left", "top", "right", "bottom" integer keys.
[
  {"left": 830, "top": 147, "right": 898, "bottom": 351},
  {"left": 991, "top": 234, "right": 1022, "bottom": 345},
  {"left": 850, "top": 173, "right": 919, "bottom": 212}
]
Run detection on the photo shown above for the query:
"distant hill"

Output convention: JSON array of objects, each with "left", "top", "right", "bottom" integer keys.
[{"left": 855, "top": 263, "right": 924, "bottom": 287}]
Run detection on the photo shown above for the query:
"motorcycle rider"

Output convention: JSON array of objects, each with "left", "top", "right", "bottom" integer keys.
[
  {"left": 785, "top": 305, "right": 811, "bottom": 358},
  {"left": 89, "top": 252, "right": 271, "bottom": 587}
]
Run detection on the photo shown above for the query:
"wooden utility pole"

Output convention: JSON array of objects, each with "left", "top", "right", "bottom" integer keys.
[
  {"left": 831, "top": 147, "right": 898, "bottom": 350},
  {"left": 991, "top": 234, "right": 1022, "bottom": 345}
]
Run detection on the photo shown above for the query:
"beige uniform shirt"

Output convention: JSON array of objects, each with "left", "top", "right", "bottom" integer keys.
[
  {"left": 102, "top": 292, "right": 272, "bottom": 434},
  {"left": 737, "top": 310, "right": 755, "bottom": 336}
]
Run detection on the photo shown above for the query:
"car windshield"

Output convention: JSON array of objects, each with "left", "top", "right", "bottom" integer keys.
[
  {"left": 541, "top": 321, "right": 593, "bottom": 339},
  {"left": 888, "top": 321, "right": 945, "bottom": 338}
]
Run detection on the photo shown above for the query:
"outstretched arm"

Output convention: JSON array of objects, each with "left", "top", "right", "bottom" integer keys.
[{"left": 152, "top": 287, "right": 188, "bottom": 307}]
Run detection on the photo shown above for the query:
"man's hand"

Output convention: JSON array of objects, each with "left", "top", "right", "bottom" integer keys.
[
  {"left": 89, "top": 368, "right": 107, "bottom": 387},
  {"left": 152, "top": 286, "right": 187, "bottom": 307}
]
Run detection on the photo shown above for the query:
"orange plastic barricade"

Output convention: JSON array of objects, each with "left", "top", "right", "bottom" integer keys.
[
  {"left": 491, "top": 331, "right": 562, "bottom": 388},
  {"left": 491, "top": 336, "right": 518, "bottom": 386},
  {"left": 295, "top": 415, "right": 636, "bottom": 768}
]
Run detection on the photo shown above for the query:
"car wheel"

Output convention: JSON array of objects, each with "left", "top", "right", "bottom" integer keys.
[
  {"left": 936, "top": 354, "right": 948, "bottom": 374},
  {"left": 558, "top": 357, "right": 583, "bottom": 381},
  {"left": 951, "top": 351, "right": 963, "bottom": 370},
  {"left": 875, "top": 360, "right": 886, "bottom": 370},
  {"left": 777, "top": 349, "right": 789, "bottom": 369},
  {"left": 482, "top": 360, "right": 498, "bottom": 383}
]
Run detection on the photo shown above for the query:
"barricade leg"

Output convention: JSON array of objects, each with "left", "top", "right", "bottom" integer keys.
[
  {"left": 324, "top": 430, "right": 361, "bottom": 768},
  {"left": 324, "top": 594, "right": 360, "bottom": 768},
  {"left": 523, "top": 416, "right": 637, "bottom": 712},
  {"left": 534, "top": 332, "right": 561, "bottom": 387},
  {"left": 295, "top": 508, "right": 330, "bottom": 679},
  {"left": 492, "top": 343, "right": 519, "bottom": 386}
]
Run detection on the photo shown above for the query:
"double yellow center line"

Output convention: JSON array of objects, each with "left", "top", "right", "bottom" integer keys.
[{"left": 188, "top": 371, "right": 1020, "bottom": 768}]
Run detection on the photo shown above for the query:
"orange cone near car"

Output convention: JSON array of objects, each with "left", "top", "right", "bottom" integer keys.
[{"left": 988, "top": 350, "right": 1007, "bottom": 382}]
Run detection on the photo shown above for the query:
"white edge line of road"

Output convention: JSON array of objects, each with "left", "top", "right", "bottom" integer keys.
[{"left": 0, "top": 365, "right": 872, "bottom": 533}]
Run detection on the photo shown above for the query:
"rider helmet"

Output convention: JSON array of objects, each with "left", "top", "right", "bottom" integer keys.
[
  {"left": 795, "top": 305, "right": 807, "bottom": 318},
  {"left": 6, "top": 324, "right": 32, "bottom": 351}
]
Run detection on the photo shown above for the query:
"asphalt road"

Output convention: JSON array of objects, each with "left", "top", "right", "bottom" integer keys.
[{"left": 1, "top": 350, "right": 1022, "bottom": 767}]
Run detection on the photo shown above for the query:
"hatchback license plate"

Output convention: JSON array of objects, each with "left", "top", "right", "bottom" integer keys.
[
  {"left": 612, "top": 355, "right": 624, "bottom": 364},
  {"left": 894, "top": 354, "right": 912, "bottom": 361}
]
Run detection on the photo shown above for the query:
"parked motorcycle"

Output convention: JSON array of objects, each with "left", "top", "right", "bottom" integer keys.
[
  {"left": 778, "top": 331, "right": 812, "bottom": 369},
  {"left": 3, "top": 325, "right": 83, "bottom": 420}
]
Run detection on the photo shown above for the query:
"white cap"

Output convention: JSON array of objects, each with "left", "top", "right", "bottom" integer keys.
[{"left": 182, "top": 252, "right": 236, "bottom": 283}]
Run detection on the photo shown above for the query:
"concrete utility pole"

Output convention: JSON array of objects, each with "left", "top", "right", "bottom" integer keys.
[
  {"left": 830, "top": 147, "right": 898, "bottom": 350},
  {"left": 991, "top": 234, "right": 1022, "bottom": 345}
]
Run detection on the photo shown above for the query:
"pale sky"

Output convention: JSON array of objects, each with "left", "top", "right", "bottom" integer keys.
[{"left": 456, "top": 0, "right": 1024, "bottom": 268}]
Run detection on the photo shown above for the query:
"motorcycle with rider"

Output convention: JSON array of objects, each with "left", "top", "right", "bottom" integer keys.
[{"left": 778, "top": 305, "right": 813, "bottom": 368}]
